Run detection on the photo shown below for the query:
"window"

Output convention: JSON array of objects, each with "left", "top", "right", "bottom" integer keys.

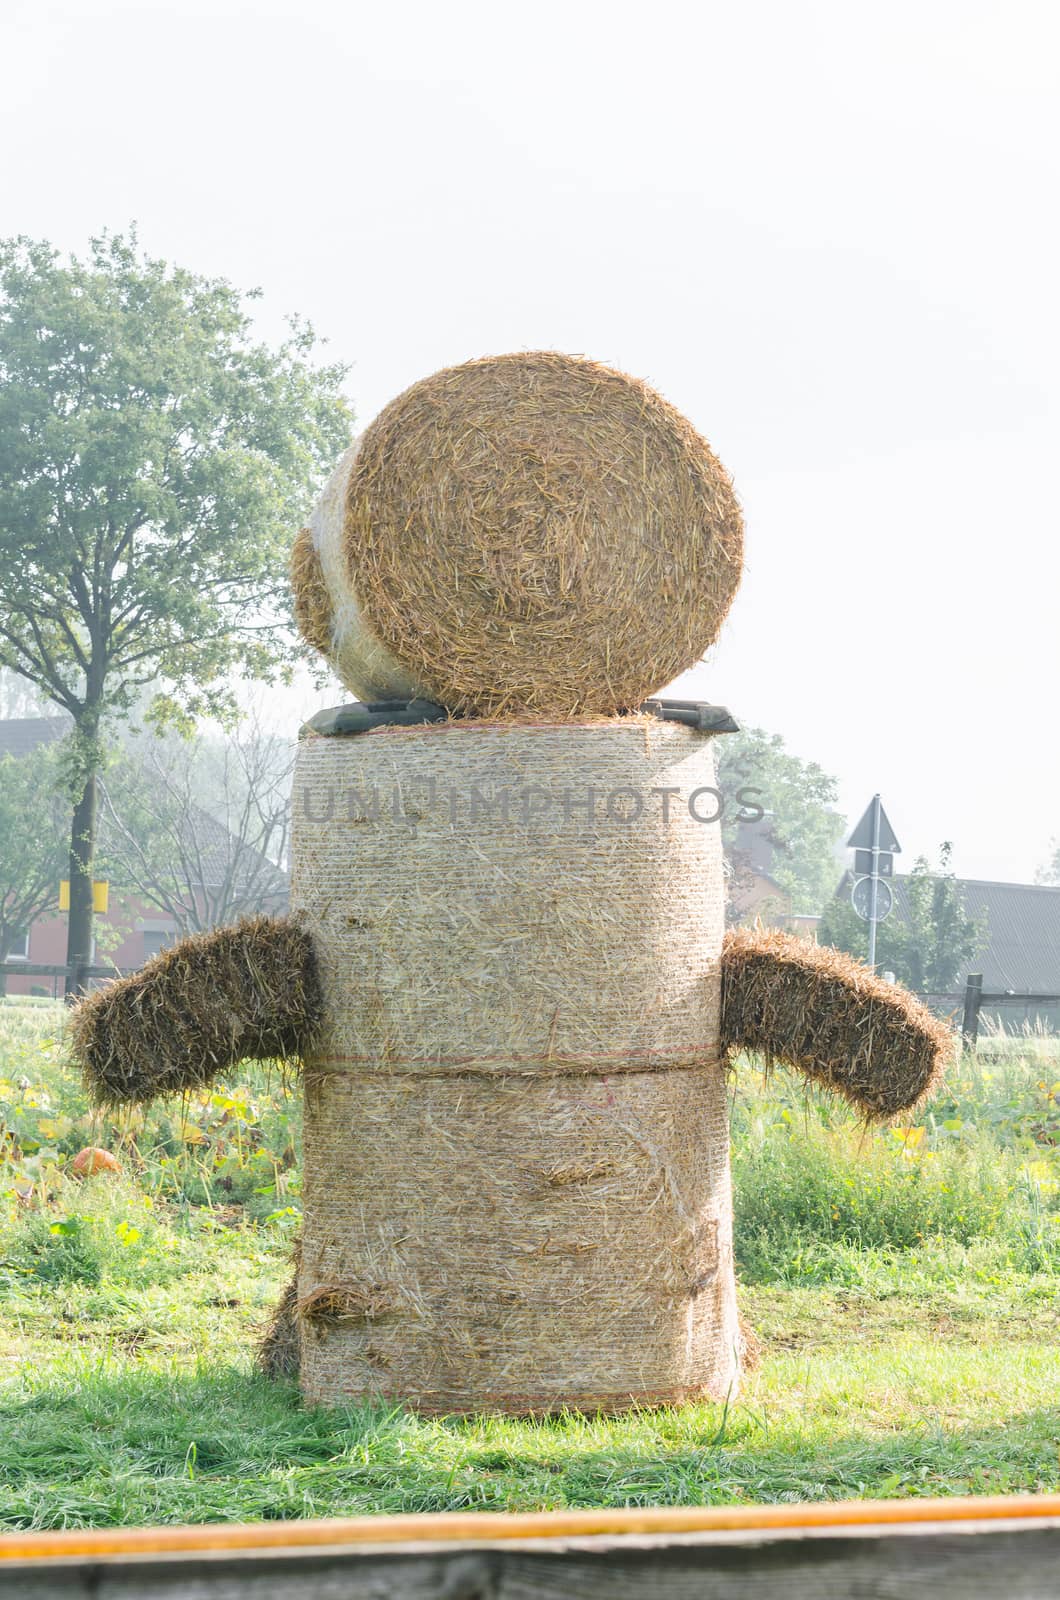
[
  {"left": 3, "top": 929, "right": 29, "bottom": 962},
  {"left": 142, "top": 927, "right": 177, "bottom": 963}
]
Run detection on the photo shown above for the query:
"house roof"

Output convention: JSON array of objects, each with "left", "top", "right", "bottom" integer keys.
[
  {"left": 0, "top": 716, "right": 71, "bottom": 758},
  {"left": 838, "top": 870, "right": 1060, "bottom": 994},
  {"left": 168, "top": 804, "right": 289, "bottom": 902},
  {"left": 0, "top": 717, "right": 288, "bottom": 900},
  {"left": 733, "top": 815, "right": 780, "bottom": 876}
]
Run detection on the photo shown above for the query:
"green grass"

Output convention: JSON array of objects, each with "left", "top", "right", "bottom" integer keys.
[{"left": 1, "top": 999, "right": 1058, "bottom": 1529}]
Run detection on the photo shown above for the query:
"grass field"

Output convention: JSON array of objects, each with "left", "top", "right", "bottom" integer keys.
[{"left": 1, "top": 1000, "right": 1058, "bottom": 1529}]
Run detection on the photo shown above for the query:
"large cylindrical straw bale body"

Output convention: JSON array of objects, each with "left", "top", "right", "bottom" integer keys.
[{"left": 290, "top": 718, "right": 738, "bottom": 1414}]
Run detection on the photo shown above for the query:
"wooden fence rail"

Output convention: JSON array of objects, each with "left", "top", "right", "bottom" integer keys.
[
  {"left": 0, "top": 962, "right": 135, "bottom": 1000},
  {"left": 960, "top": 972, "right": 1059, "bottom": 1049},
  {"left": 2, "top": 1496, "right": 1060, "bottom": 1598}
]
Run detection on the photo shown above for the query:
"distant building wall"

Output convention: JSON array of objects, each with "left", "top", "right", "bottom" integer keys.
[{"left": 2, "top": 885, "right": 286, "bottom": 995}]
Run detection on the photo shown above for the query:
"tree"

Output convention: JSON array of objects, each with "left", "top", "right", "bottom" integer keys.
[
  {"left": 0, "top": 667, "right": 47, "bottom": 719},
  {"left": 1036, "top": 841, "right": 1059, "bottom": 886},
  {"left": 0, "top": 742, "right": 68, "bottom": 981},
  {"left": 0, "top": 230, "right": 351, "bottom": 992},
  {"left": 99, "top": 720, "right": 293, "bottom": 935},
  {"left": 716, "top": 727, "right": 846, "bottom": 917},
  {"left": 818, "top": 843, "right": 984, "bottom": 992}
]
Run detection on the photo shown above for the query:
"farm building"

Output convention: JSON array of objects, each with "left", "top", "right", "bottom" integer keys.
[
  {"left": 726, "top": 814, "right": 791, "bottom": 926},
  {"left": 833, "top": 869, "right": 1060, "bottom": 1030},
  {"left": 0, "top": 717, "right": 288, "bottom": 995},
  {"left": 726, "top": 815, "right": 822, "bottom": 939}
]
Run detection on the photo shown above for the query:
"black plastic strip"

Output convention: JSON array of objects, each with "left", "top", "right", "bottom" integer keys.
[{"left": 301, "top": 698, "right": 739, "bottom": 738}]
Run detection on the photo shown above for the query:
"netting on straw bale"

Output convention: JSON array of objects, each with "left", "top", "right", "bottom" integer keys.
[
  {"left": 291, "top": 526, "right": 333, "bottom": 658},
  {"left": 298, "top": 1068, "right": 736, "bottom": 1414},
  {"left": 291, "top": 716, "right": 738, "bottom": 1412},
  {"left": 291, "top": 353, "right": 744, "bottom": 716}
]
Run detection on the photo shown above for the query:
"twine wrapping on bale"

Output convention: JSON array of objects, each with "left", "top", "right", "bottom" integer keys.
[
  {"left": 292, "top": 353, "right": 744, "bottom": 716},
  {"left": 720, "top": 927, "right": 953, "bottom": 1120},
  {"left": 298, "top": 1068, "right": 737, "bottom": 1415},
  {"left": 291, "top": 715, "right": 739, "bottom": 1414},
  {"left": 72, "top": 916, "right": 323, "bottom": 1108}
]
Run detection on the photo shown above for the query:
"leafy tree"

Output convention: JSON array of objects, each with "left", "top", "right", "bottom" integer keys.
[
  {"left": 0, "top": 230, "right": 351, "bottom": 991},
  {"left": 0, "top": 667, "right": 47, "bottom": 719},
  {"left": 100, "top": 720, "right": 293, "bottom": 935},
  {"left": 0, "top": 742, "right": 68, "bottom": 980},
  {"left": 819, "top": 843, "right": 984, "bottom": 991},
  {"left": 716, "top": 727, "right": 845, "bottom": 917},
  {"left": 1036, "top": 841, "right": 1059, "bottom": 886}
]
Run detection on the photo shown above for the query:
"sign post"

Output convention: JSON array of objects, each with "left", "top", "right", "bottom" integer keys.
[
  {"left": 868, "top": 795, "right": 881, "bottom": 970},
  {"left": 848, "top": 796, "right": 900, "bottom": 971}
]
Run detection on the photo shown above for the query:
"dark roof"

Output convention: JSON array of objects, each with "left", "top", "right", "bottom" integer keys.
[
  {"left": 733, "top": 816, "right": 778, "bottom": 876},
  {"left": 0, "top": 716, "right": 71, "bottom": 758},
  {"left": 172, "top": 805, "right": 289, "bottom": 902},
  {"left": 838, "top": 871, "right": 1060, "bottom": 994},
  {"left": 926, "top": 878, "right": 1059, "bottom": 994}
]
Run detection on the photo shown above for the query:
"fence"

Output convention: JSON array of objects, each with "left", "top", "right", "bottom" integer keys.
[
  {"left": 0, "top": 962, "right": 134, "bottom": 1001},
  {"left": 2, "top": 1496, "right": 1060, "bottom": 1597},
  {"left": 955, "top": 973, "right": 1059, "bottom": 1049},
  {"left": 916, "top": 981, "right": 1059, "bottom": 1045}
]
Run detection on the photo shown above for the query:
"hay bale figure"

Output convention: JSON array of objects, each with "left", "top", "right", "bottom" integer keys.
[
  {"left": 291, "top": 352, "right": 744, "bottom": 717},
  {"left": 71, "top": 353, "right": 951, "bottom": 1414}
]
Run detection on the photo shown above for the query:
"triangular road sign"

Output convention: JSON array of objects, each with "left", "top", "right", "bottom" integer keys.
[{"left": 847, "top": 796, "right": 901, "bottom": 854}]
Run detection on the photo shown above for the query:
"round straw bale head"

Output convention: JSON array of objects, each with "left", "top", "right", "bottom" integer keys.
[
  {"left": 290, "top": 714, "right": 738, "bottom": 1412},
  {"left": 293, "top": 353, "right": 743, "bottom": 715}
]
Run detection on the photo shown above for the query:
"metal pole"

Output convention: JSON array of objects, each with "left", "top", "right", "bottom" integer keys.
[{"left": 867, "top": 793, "right": 881, "bottom": 970}]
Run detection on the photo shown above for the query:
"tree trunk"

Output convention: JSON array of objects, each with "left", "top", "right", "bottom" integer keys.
[{"left": 64, "top": 724, "right": 101, "bottom": 1003}]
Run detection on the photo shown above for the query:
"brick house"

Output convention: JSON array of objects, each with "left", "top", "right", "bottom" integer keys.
[{"left": 0, "top": 717, "right": 288, "bottom": 996}]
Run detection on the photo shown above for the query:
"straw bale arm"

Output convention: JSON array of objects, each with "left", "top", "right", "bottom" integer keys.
[
  {"left": 70, "top": 916, "right": 324, "bottom": 1108},
  {"left": 720, "top": 928, "right": 953, "bottom": 1120}
]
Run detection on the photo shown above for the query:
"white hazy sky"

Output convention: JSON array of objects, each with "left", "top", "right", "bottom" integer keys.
[{"left": 5, "top": 0, "right": 1058, "bottom": 882}]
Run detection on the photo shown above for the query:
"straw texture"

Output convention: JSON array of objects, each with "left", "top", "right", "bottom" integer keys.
[
  {"left": 259, "top": 1262, "right": 301, "bottom": 1380},
  {"left": 298, "top": 1067, "right": 737, "bottom": 1414},
  {"left": 291, "top": 716, "right": 737, "bottom": 1412},
  {"left": 72, "top": 916, "right": 323, "bottom": 1108},
  {"left": 296, "top": 441, "right": 421, "bottom": 703},
  {"left": 291, "top": 526, "right": 333, "bottom": 658},
  {"left": 293, "top": 353, "right": 744, "bottom": 715},
  {"left": 721, "top": 927, "right": 953, "bottom": 1119}
]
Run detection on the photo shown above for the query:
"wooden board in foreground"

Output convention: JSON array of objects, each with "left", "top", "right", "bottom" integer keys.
[{"left": 3, "top": 1495, "right": 1060, "bottom": 1598}]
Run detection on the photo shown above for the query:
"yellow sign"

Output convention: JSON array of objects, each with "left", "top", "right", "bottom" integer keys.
[{"left": 59, "top": 880, "right": 109, "bottom": 913}]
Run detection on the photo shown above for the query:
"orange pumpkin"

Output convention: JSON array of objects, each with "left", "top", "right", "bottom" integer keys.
[{"left": 71, "top": 1146, "right": 122, "bottom": 1178}]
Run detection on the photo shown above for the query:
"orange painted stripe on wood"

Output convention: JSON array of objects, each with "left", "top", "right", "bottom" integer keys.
[{"left": 3, "top": 1495, "right": 1060, "bottom": 1561}]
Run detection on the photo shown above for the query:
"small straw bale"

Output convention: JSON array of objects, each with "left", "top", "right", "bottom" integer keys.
[
  {"left": 71, "top": 915, "right": 323, "bottom": 1108},
  {"left": 720, "top": 927, "right": 953, "bottom": 1120},
  {"left": 297, "top": 352, "right": 744, "bottom": 716}
]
